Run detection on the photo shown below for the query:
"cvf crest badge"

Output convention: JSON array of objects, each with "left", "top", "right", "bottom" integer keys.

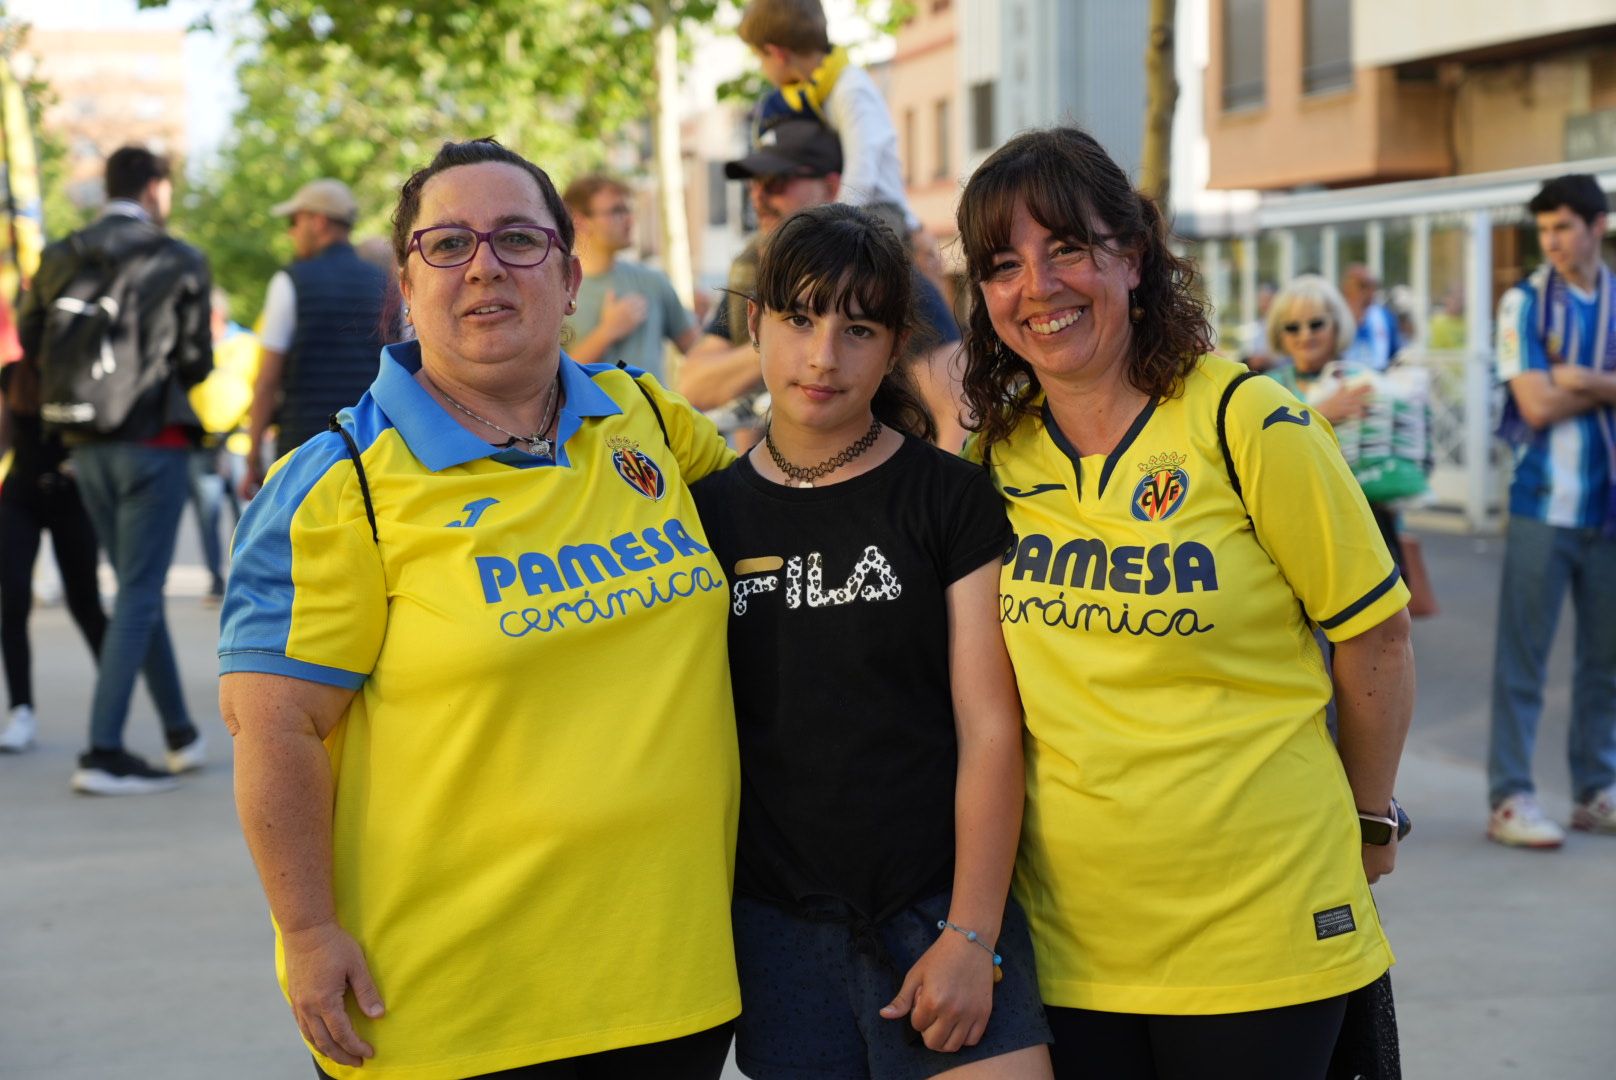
[
  {"left": 609, "top": 436, "right": 666, "bottom": 500},
  {"left": 1131, "top": 451, "right": 1189, "bottom": 521}
]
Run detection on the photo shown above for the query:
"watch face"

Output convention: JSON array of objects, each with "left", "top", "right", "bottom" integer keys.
[{"left": 1360, "top": 817, "right": 1395, "bottom": 846}]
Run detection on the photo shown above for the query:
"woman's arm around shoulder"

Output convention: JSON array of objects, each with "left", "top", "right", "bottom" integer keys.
[
  {"left": 625, "top": 368, "right": 736, "bottom": 482},
  {"left": 221, "top": 672, "right": 383, "bottom": 1067}
]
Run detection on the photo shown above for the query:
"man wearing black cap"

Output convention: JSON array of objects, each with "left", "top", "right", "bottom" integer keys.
[
  {"left": 679, "top": 117, "right": 965, "bottom": 445},
  {"left": 243, "top": 178, "right": 390, "bottom": 496}
]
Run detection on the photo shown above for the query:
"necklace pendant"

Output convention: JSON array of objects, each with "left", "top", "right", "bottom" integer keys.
[
  {"left": 796, "top": 479, "right": 814, "bottom": 488},
  {"left": 529, "top": 438, "right": 552, "bottom": 458}
]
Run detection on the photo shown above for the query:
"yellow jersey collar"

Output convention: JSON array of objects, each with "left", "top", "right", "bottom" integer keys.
[{"left": 372, "top": 341, "right": 622, "bottom": 472}]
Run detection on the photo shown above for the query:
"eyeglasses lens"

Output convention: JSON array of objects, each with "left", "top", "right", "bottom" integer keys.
[
  {"left": 1282, "top": 317, "right": 1329, "bottom": 335},
  {"left": 419, "top": 226, "right": 552, "bottom": 269}
]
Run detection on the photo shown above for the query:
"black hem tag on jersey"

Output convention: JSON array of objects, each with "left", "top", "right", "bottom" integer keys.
[{"left": 1313, "top": 904, "right": 1357, "bottom": 940}]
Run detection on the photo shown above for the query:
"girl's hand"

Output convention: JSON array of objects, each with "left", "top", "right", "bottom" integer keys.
[{"left": 879, "top": 931, "right": 995, "bottom": 1052}]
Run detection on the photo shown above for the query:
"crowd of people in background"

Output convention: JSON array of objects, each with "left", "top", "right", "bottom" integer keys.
[{"left": 0, "top": 0, "right": 1611, "bottom": 1077}]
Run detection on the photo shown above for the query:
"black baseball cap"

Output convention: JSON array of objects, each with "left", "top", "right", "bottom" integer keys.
[{"left": 724, "top": 118, "right": 844, "bottom": 180}]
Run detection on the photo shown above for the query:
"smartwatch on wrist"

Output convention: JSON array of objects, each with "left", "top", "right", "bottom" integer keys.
[{"left": 1359, "top": 798, "right": 1410, "bottom": 846}]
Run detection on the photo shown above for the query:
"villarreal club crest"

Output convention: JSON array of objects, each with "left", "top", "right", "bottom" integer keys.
[
  {"left": 609, "top": 435, "right": 666, "bottom": 500},
  {"left": 1132, "top": 451, "right": 1189, "bottom": 522}
]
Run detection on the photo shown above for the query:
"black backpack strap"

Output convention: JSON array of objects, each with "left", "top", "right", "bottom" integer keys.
[
  {"left": 1216, "top": 369, "right": 1261, "bottom": 511},
  {"left": 616, "top": 361, "right": 671, "bottom": 448},
  {"left": 327, "top": 414, "right": 379, "bottom": 544}
]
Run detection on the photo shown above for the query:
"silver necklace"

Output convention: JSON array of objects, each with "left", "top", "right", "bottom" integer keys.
[{"left": 428, "top": 372, "right": 561, "bottom": 457}]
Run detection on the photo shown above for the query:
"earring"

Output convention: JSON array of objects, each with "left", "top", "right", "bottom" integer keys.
[
  {"left": 401, "top": 303, "right": 411, "bottom": 318},
  {"left": 1129, "top": 290, "right": 1144, "bottom": 323},
  {"left": 566, "top": 299, "right": 577, "bottom": 314},
  {"left": 751, "top": 338, "right": 760, "bottom": 350}
]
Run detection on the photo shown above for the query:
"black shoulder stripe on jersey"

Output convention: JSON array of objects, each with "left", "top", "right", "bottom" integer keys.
[
  {"left": 328, "top": 413, "right": 379, "bottom": 545},
  {"left": 614, "top": 360, "right": 672, "bottom": 449},
  {"left": 1318, "top": 566, "right": 1403, "bottom": 631},
  {"left": 1216, "top": 369, "right": 1262, "bottom": 508}
]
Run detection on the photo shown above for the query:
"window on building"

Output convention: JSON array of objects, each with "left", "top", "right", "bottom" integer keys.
[
  {"left": 969, "top": 80, "right": 996, "bottom": 153},
  {"left": 707, "top": 162, "right": 728, "bottom": 227},
  {"left": 1302, "top": 0, "right": 1352, "bottom": 95},
  {"left": 904, "top": 107, "right": 917, "bottom": 186},
  {"left": 1222, "top": 0, "right": 1265, "bottom": 111},
  {"left": 934, "top": 98, "right": 951, "bottom": 181}
]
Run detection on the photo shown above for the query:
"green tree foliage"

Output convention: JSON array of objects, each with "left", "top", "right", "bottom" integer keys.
[{"left": 154, "top": 0, "right": 912, "bottom": 320}]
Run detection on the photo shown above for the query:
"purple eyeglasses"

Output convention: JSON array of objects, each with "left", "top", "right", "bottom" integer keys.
[{"left": 408, "top": 224, "right": 562, "bottom": 269}]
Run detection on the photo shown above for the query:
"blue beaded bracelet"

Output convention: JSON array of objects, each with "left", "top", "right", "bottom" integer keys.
[{"left": 937, "top": 919, "right": 1003, "bottom": 966}]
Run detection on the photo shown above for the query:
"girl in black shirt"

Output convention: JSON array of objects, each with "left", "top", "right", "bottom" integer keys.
[{"left": 692, "top": 204, "right": 1051, "bottom": 1080}]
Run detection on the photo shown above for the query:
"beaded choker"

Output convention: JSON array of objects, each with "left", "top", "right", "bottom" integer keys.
[{"left": 764, "top": 418, "right": 882, "bottom": 488}]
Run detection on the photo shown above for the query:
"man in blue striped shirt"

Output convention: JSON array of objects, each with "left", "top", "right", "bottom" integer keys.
[{"left": 1488, "top": 174, "right": 1616, "bottom": 848}]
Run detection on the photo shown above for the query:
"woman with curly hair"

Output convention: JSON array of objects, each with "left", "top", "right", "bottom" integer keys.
[{"left": 955, "top": 126, "right": 1417, "bottom": 1079}]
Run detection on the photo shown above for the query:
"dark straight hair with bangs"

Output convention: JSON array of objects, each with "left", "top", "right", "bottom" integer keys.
[
  {"left": 956, "top": 126, "right": 1213, "bottom": 455},
  {"left": 754, "top": 203, "right": 937, "bottom": 441}
]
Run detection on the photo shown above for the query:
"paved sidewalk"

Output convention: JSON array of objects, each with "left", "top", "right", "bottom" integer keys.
[{"left": 1, "top": 530, "right": 1612, "bottom": 1078}]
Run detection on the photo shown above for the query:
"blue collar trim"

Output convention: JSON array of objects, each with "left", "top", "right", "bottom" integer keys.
[{"left": 369, "top": 341, "right": 622, "bottom": 471}]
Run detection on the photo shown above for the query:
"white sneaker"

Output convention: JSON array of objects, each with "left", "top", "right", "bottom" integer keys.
[
  {"left": 71, "top": 749, "right": 180, "bottom": 796},
  {"left": 165, "top": 731, "right": 207, "bottom": 775},
  {"left": 1571, "top": 787, "right": 1616, "bottom": 834},
  {"left": 1487, "top": 793, "right": 1566, "bottom": 849},
  {"left": 0, "top": 705, "right": 36, "bottom": 753}
]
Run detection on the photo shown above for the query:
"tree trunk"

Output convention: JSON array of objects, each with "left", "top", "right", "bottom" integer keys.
[
  {"left": 651, "top": 0, "right": 694, "bottom": 310},
  {"left": 1141, "top": 0, "right": 1178, "bottom": 213}
]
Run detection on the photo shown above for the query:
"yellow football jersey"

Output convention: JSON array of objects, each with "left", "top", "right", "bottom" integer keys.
[
  {"left": 972, "top": 355, "right": 1408, "bottom": 1014},
  {"left": 221, "top": 343, "right": 741, "bottom": 1077}
]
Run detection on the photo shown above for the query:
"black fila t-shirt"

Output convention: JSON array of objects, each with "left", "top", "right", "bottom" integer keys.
[{"left": 693, "top": 434, "right": 1010, "bottom": 921}]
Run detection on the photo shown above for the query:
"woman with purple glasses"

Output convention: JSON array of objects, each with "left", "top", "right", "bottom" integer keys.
[{"left": 219, "top": 139, "right": 741, "bottom": 1079}]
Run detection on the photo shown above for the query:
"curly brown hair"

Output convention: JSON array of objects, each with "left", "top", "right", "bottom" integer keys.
[{"left": 956, "top": 127, "right": 1213, "bottom": 457}]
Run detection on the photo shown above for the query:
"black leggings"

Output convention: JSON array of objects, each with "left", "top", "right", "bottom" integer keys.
[
  {"left": 1046, "top": 995, "right": 1347, "bottom": 1080},
  {"left": 0, "top": 485, "right": 106, "bottom": 710},
  {"left": 313, "top": 1022, "right": 733, "bottom": 1080}
]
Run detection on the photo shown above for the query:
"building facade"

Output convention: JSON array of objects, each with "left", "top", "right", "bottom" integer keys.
[
  {"left": 889, "top": 0, "right": 961, "bottom": 246},
  {"left": 1187, "top": 0, "right": 1616, "bottom": 527},
  {"left": 26, "top": 29, "right": 187, "bottom": 210}
]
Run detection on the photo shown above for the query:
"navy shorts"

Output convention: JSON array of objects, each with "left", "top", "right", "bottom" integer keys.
[{"left": 732, "top": 889, "right": 1052, "bottom": 1080}]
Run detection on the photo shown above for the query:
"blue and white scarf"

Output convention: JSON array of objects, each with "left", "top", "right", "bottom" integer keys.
[{"left": 1496, "top": 264, "right": 1616, "bottom": 533}]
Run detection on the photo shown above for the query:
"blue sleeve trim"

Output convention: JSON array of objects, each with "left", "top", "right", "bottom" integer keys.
[
  {"left": 219, "top": 650, "right": 367, "bottom": 689},
  {"left": 218, "top": 436, "right": 353, "bottom": 665},
  {"left": 1317, "top": 566, "right": 1403, "bottom": 631}
]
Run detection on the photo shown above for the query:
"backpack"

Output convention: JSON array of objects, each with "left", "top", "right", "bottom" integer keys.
[{"left": 37, "top": 233, "right": 167, "bottom": 434}]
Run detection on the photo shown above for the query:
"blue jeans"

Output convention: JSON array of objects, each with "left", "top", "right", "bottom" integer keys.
[
  {"left": 1488, "top": 515, "right": 1616, "bottom": 806},
  {"left": 188, "top": 445, "right": 242, "bottom": 594},
  {"left": 70, "top": 443, "right": 197, "bottom": 752}
]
